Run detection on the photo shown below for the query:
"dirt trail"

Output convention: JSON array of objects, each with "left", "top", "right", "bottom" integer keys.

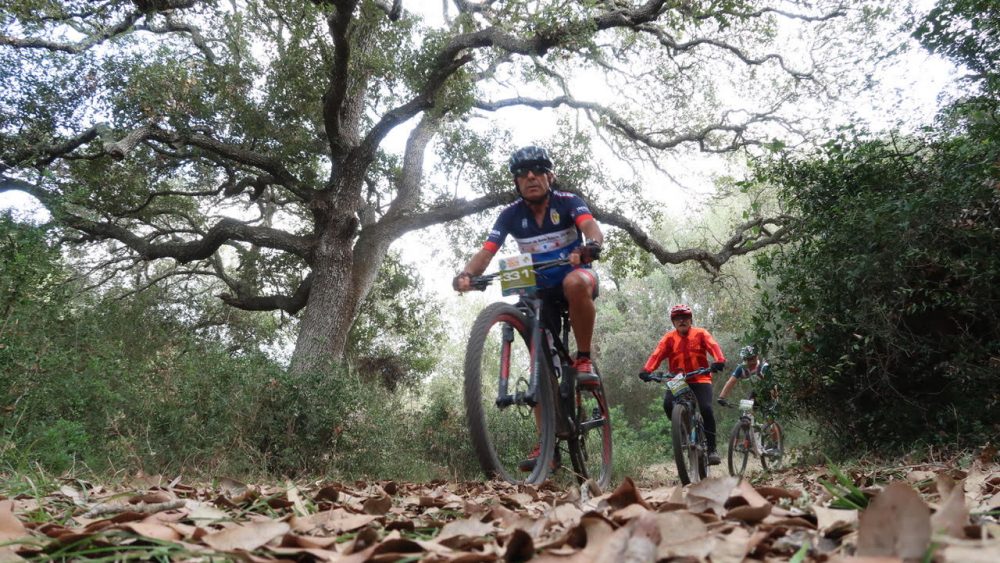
[{"left": 0, "top": 456, "right": 996, "bottom": 561}]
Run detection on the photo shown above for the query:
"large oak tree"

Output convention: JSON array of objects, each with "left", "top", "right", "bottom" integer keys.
[{"left": 1, "top": 0, "right": 886, "bottom": 372}]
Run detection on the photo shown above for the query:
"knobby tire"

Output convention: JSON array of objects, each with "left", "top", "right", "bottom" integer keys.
[
  {"left": 464, "top": 302, "right": 556, "bottom": 485},
  {"left": 671, "top": 403, "right": 699, "bottom": 485},
  {"left": 728, "top": 421, "right": 752, "bottom": 478},
  {"left": 760, "top": 421, "right": 785, "bottom": 471},
  {"left": 568, "top": 381, "right": 613, "bottom": 490}
]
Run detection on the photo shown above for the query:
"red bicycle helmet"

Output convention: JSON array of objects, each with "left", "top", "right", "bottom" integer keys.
[{"left": 669, "top": 304, "right": 693, "bottom": 319}]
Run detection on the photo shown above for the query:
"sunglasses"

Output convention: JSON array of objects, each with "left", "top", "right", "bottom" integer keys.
[
  {"left": 513, "top": 165, "right": 551, "bottom": 178},
  {"left": 671, "top": 316, "right": 692, "bottom": 323}
]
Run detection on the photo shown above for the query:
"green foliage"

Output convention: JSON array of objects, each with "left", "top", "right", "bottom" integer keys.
[
  {"left": 415, "top": 375, "right": 480, "bottom": 479},
  {"left": 819, "top": 461, "right": 871, "bottom": 510},
  {"left": 746, "top": 127, "right": 1000, "bottom": 451},
  {"left": 914, "top": 0, "right": 1000, "bottom": 94},
  {"left": 348, "top": 254, "right": 446, "bottom": 389},
  {"left": 0, "top": 218, "right": 451, "bottom": 480},
  {"left": 608, "top": 399, "right": 675, "bottom": 480}
]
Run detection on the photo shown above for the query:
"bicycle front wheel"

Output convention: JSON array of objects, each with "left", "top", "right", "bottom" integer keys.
[
  {"left": 760, "top": 421, "right": 785, "bottom": 471},
  {"left": 568, "top": 380, "right": 612, "bottom": 490},
  {"left": 728, "top": 421, "right": 752, "bottom": 478},
  {"left": 464, "top": 303, "right": 556, "bottom": 485},
  {"left": 671, "top": 403, "right": 700, "bottom": 485}
]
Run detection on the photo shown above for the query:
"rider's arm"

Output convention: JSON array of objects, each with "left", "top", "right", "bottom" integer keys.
[
  {"left": 454, "top": 247, "right": 496, "bottom": 292},
  {"left": 456, "top": 211, "right": 509, "bottom": 291},
  {"left": 704, "top": 330, "right": 726, "bottom": 365},
  {"left": 578, "top": 217, "right": 604, "bottom": 247},
  {"left": 642, "top": 332, "right": 672, "bottom": 373},
  {"left": 462, "top": 248, "right": 495, "bottom": 277},
  {"left": 718, "top": 375, "right": 739, "bottom": 399}
]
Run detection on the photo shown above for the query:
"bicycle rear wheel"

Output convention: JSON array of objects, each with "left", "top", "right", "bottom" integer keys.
[
  {"left": 671, "top": 403, "right": 701, "bottom": 485},
  {"left": 568, "top": 378, "right": 612, "bottom": 490},
  {"left": 464, "top": 303, "right": 556, "bottom": 485},
  {"left": 760, "top": 421, "right": 785, "bottom": 471},
  {"left": 728, "top": 421, "right": 752, "bottom": 478}
]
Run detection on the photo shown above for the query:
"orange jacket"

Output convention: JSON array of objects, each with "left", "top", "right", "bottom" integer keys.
[{"left": 642, "top": 327, "right": 726, "bottom": 384}]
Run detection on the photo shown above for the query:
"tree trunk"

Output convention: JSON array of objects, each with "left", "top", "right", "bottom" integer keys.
[{"left": 287, "top": 213, "right": 361, "bottom": 372}]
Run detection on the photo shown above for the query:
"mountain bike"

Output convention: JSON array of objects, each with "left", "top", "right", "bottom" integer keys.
[
  {"left": 645, "top": 367, "right": 715, "bottom": 485},
  {"left": 462, "top": 255, "right": 612, "bottom": 488},
  {"left": 720, "top": 397, "right": 785, "bottom": 477}
]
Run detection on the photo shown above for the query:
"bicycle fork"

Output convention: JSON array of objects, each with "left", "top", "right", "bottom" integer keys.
[
  {"left": 740, "top": 415, "right": 763, "bottom": 456},
  {"left": 494, "top": 322, "right": 539, "bottom": 408}
]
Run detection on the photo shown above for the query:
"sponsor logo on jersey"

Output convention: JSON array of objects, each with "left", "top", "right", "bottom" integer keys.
[
  {"left": 515, "top": 226, "right": 577, "bottom": 254},
  {"left": 550, "top": 209, "right": 560, "bottom": 224}
]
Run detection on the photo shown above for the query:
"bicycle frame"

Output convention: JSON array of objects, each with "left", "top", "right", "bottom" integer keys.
[
  {"left": 465, "top": 255, "right": 611, "bottom": 486},
  {"left": 737, "top": 402, "right": 764, "bottom": 457},
  {"left": 494, "top": 294, "right": 576, "bottom": 423}
]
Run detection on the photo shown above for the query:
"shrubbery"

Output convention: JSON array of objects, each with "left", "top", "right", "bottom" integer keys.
[
  {"left": 0, "top": 215, "right": 474, "bottom": 480},
  {"left": 746, "top": 127, "right": 1000, "bottom": 451}
]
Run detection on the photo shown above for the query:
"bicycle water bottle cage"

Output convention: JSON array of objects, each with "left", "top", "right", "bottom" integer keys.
[{"left": 739, "top": 399, "right": 755, "bottom": 412}]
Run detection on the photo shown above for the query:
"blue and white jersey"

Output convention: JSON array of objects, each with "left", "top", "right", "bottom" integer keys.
[
  {"left": 482, "top": 191, "right": 595, "bottom": 288},
  {"left": 732, "top": 361, "right": 771, "bottom": 382}
]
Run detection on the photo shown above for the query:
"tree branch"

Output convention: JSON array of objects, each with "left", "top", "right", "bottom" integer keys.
[
  {"left": 59, "top": 212, "right": 314, "bottom": 264},
  {"left": 357, "top": 0, "right": 672, "bottom": 165},
  {"left": 135, "top": 14, "right": 218, "bottom": 63},
  {"left": 219, "top": 272, "right": 313, "bottom": 314},
  {"left": 372, "top": 0, "right": 403, "bottom": 21},
  {"left": 386, "top": 191, "right": 516, "bottom": 238},
  {"left": 320, "top": 1, "right": 359, "bottom": 159},
  {"left": 635, "top": 25, "right": 813, "bottom": 80},
  {"left": 474, "top": 94, "right": 780, "bottom": 152},
  {"left": 588, "top": 200, "right": 797, "bottom": 272},
  {"left": 0, "top": 13, "right": 143, "bottom": 53}
]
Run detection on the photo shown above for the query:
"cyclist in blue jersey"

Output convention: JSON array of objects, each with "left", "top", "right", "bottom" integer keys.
[
  {"left": 454, "top": 147, "right": 604, "bottom": 472},
  {"left": 454, "top": 146, "right": 604, "bottom": 379},
  {"left": 717, "top": 345, "right": 772, "bottom": 405}
]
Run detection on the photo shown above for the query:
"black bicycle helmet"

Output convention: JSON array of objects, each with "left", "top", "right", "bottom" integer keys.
[{"left": 508, "top": 145, "right": 554, "bottom": 175}]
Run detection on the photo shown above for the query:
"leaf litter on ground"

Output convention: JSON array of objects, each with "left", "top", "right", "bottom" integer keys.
[{"left": 0, "top": 454, "right": 996, "bottom": 561}]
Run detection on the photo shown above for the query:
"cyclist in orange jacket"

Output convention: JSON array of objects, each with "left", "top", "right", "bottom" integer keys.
[{"left": 638, "top": 304, "right": 727, "bottom": 465}]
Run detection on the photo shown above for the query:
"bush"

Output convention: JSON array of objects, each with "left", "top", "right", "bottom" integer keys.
[
  {"left": 0, "top": 217, "right": 448, "bottom": 480},
  {"left": 746, "top": 129, "right": 1000, "bottom": 452}
]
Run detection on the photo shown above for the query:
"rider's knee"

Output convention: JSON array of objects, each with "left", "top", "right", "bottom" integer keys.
[{"left": 562, "top": 272, "right": 593, "bottom": 299}]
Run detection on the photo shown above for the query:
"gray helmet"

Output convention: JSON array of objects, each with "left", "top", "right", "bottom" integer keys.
[
  {"left": 739, "top": 345, "right": 758, "bottom": 361},
  {"left": 508, "top": 145, "right": 554, "bottom": 175}
]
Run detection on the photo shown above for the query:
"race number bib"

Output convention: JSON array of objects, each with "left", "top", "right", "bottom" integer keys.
[
  {"left": 739, "top": 399, "right": 755, "bottom": 412},
  {"left": 666, "top": 377, "right": 689, "bottom": 397},
  {"left": 498, "top": 254, "right": 537, "bottom": 297}
]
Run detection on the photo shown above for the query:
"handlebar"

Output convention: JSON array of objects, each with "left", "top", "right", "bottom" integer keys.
[
  {"left": 646, "top": 367, "right": 713, "bottom": 383},
  {"left": 467, "top": 257, "right": 572, "bottom": 291}
]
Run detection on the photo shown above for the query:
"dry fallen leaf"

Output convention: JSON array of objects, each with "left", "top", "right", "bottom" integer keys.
[
  {"left": 436, "top": 517, "right": 496, "bottom": 542},
  {"left": 655, "top": 510, "right": 716, "bottom": 560},
  {"left": 932, "top": 479, "right": 969, "bottom": 538},
  {"left": 201, "top": 520, "right": 290, "bottom": 551},
  {"left": 814, "top": 505, "right": 859, "bottom": 534},
  {"left": 594, "top": 511, "right": 660, "bottom": 563},
  {"left": 686, "top": 476, "right": 738, "bottom": 514},
  {"left": 606, "top": 477, "right": 650, "bottom": 510},
  {"left": 856, "top": 482, "right": 931, "bottom": 560}
]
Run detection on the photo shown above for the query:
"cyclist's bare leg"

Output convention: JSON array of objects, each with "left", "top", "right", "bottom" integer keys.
[{"left": 563, "top": 270, "right": 596, "bottom": 353}]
